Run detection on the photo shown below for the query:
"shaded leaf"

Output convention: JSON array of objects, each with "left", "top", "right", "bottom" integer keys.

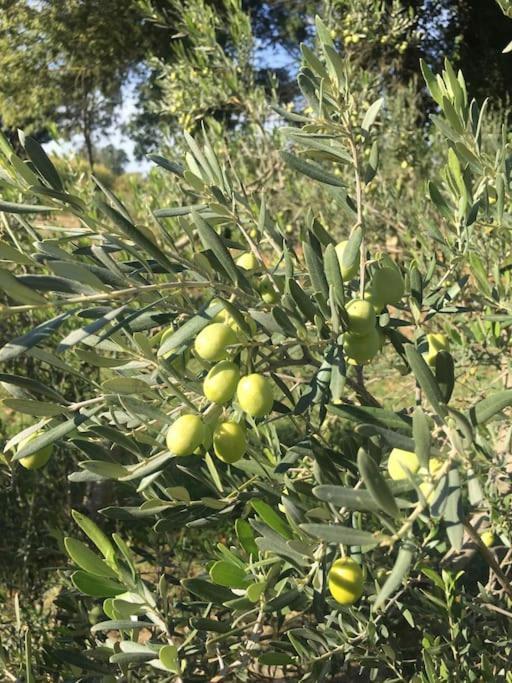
[
  {"left": 71, "top": 571, "right": 124, "bottom": 598},
  {"left": 281, "top": 151, "right": 345, "bottom": 187},
  {"left": 444, "top": 467, "right": 463, "bottom": 550},
  {"left": 65, "top": 538, "right": 118, "bottom": 578},
  {"left": 357, "top": 448, "right": 400, "bottom": 518},
  {"left": 0, "top": 312, "right": 70, "bottom": 362},
  {"left": 405, "top": 345, "right": 447, "bottom": 417},
  {"left": 469, "top": 389, "right": 512, "bottom": 426},
  {"left": 300, "top": 523, "right": 378, "bottom": 547},
  {"left": 413, "top": 407, "right": 431, "bottom": 470},
  {"left": 373, "top": 541, "right": 415, "bottom": 611},
  {"left": 182, "top": 577, "right": 236, "bottom": 604},
  {"left": 210, "top": 561, "right": 247, "bottom": 589},
  {"left": 0, "top": 268, "right": 46, "bottom": 304},
  {"left": 251, "top": 499, "right": 293, "bottom": 539}
]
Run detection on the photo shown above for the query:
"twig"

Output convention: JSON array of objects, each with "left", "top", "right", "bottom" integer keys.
[{"left": 463, "top": 521, "right": 512, "bottom": 600}]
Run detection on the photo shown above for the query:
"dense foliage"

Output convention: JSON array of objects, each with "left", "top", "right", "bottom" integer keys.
[{"left": 1, "top": 1, "right": 512, "bottom": 681}]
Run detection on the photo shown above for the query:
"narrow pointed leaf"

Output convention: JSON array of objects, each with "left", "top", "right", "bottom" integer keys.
[
  {"left": 71, "top": 571, "right": 124, "bottom": 598},
  {"left": 362, "top": 97, "right": 384, "bottom": 131},
  {"left": 0, "top": 312, "right": 70, "bottom": 362},
  {"left": 0, "top": 268, "right": 46, "bottom": 304},
  {"left": 300, "top": 523, "right": 378, "bottom": 547},
  {"left": 22, "top": 136, "right": 63, "bottom": 190},
  {"left": 91, "top": 620, "right": 154, "bottom": 633},
  {"left": 405, "top": 345, "right": 447, "bottom": 417},
  {"left": 192, "top": 211, "right": 251, "bottom": 291},
  {"left": 0, "top": 200, "right": 56, "bottom": 214},
  {"left": 443, "top": 468, "right": 463, "bottom": 550},
  {"left": 251, "top": 499, "right": 293, "bottom": 539},
  {"left": 65, "top": 538, "right": 118, "bottom": 578},
  {"left": 13, "top": 413, "right": 90, "bottom": 460},
  {"left": 469, "top": 389, "right": 512, "bottom": 425},
  {"left": 413, "top": 407, "right": 431, "bottom": 470},
  {"left": 281, "top": 151, "right": 345, "bottom": 187},
  {"left": 71, "top": 510, "right": 116, "bottom": 562},
  {"left": 341, "top": 227, "right": 362, "bottom": 275},
  {"left": 357, "top": 448, "right": 400, "bottom": 518},
  {"left": 373, "top": 541, "right": 415, "bottom": 611}
]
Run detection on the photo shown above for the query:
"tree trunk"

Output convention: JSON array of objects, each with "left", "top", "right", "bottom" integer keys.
[{"left": 84, "top": 124, "right": 94, "bottom": 170}]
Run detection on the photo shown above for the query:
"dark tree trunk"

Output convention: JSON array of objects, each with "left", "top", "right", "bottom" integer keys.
[{"left": 84, "top": 124, "right": 94, "bottom": 170}]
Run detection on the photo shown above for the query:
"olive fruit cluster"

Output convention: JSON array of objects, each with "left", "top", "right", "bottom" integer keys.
[
  {"left": 236, "top": 251, "right": 282, "bottom": 305},
  {"left": 335, "top": 242, "right": 405, "bottom": 366},
  {"left": 165, "top": 306, "right": 274, "bottom": 465}
]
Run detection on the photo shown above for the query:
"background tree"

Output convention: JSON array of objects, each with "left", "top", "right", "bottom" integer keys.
[{"left": 0, "top": 0, "right": 174, "bottom": 166}]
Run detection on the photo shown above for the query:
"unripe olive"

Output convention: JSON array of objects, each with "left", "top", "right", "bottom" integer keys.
[
  {"left": 194, "top": 323, "right": 237, "bottom": 362},
  {"left": 328, "top": 557, "right": 364, "bottom": 605},
  {"left": 345, "top": 298, "right": 376, "bottom": 336},
  {"left": 203, "top": 360, "right": 240, "bottom": 404},
  {"left": 387, "top": 448, "right": 420, "bottom": 480},
  {"left": 480, "top": 530, "right": 495, "bottom": 547},
  {"left": 166, "top": 415, "right": 205, "bottom": 456},
  {"left": 17, "top": 432, "right": 53, "bottom": 470},
  {"left": 213, "top": 421, "right": 247, "bottom": 463},
  {"left": 237, "top": 373, "right": 274, "bottom": 418},
  {"left": 423, "top": 333, "right": 450, "bottom": 367},
  {"left": 259, "top": 275, "right": 280, "bottom": 304},
  {"left": 211, "top": 301, "right": 255, "bottom": 338},
  {"left": 363, "top": 289, "right": 384, "bottom": 313},
  {"left": 343, "top": 328, "right": 380, "bottom": 365},
  {"left": 369, "top": 266, "right": 405, "bottom": 307},
  {"left": 335, "top": 240, "right": 359, "bottom": 281},
  {"left": 418, "top": 456, "right": 444, "bottom": 502},
  {"left": 236, "top": 252, "right": 259, "bottom": 271}
]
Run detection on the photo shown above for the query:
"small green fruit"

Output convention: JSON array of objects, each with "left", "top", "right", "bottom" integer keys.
[
  {"left": 363, "top": 289, "right": 383, "bottom": 313},
  {"left": 166, "top": 415, "right": 205, "bottom": 456},
  {"left": 480, "top": 530, "right": 495, "bottom": 547},
  {"left": 194, "top": 323, "right": 237, "bottom": 362},
  {"left": 203, "top": 361, "right": 240, "bottom": 404},
  {"left": 343, "top": 328, "right": 380, "bottom": 365},
  {"left": 345, "top": 299, "right": 376, "bottom": 336},
  {"left": 423, "top": 333, "right": 449, "bottom": 367},
  {"left": 237, "top": 373, "right": 274, "bottom": 417},
  {"left": 335, "top": 240, "right": 359, "bottom": 281},
  {"left": 328, "top": 557, "right": 364, "bottom": 605},
  {"left": 369, "top": 266, "right": 404, "bottom": 307},
  {"left": 211, "top": 301, "right": 255, "bottom": 338},
  {"left": 387, "top": 448, "right": 420, "bottom": 481},
  {"left": 213, "top": 422, "right": 247, "bottom": 463},
  {"left": 259, "top": 275, "right": 280, "bottom": 304},
  {"left": 17, "top": 432, "right": 53, "bottom": 470},
  {"left": 236, "top": 252, "right": 259, "bottom": 271}
]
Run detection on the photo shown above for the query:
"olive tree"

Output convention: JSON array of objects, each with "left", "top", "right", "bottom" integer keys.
[{"left": 1, "top": 14, "right": 512, "bottom": 682}]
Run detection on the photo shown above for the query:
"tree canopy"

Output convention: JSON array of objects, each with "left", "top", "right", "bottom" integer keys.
[{"left": 0, "top": 0, "right": 510, "bottom": 164}]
